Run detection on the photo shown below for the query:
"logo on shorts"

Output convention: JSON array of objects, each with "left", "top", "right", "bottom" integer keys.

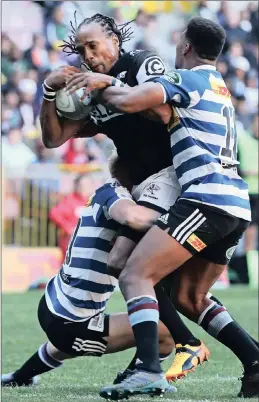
[
  {"left": 88, "top": 314, "right": 105, "bottom": 333},
  {"left": 226, "top": 246, "right": 237, "bottom": 261},
  {"left": 186, "top": 233, "right": 206, "bottom": 252},
  {"left": 72, "top": 337, "right": 106, "bottom": 355},
  {"left": 146, "top": 184, "right": 161, "bottom": 195},
  {"left": 158, "top": 213, "right": 169, "bottom": 225}
]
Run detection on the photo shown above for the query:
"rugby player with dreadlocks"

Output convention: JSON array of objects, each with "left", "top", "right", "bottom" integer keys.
[{"left": 39, "top": 12, "right": 212, "bottom": 383}]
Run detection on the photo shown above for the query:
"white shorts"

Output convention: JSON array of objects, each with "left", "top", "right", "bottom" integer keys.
[{"left": 131, "top": 166, "right": 181, "bottom": 213}]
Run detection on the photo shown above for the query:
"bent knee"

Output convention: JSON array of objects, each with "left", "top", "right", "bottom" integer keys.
[
  {"left": 118, "top": 266, "right": 139, "bottom": 292},
  {"left": 107, "top": 252, "right": 128, "bottom": 279},
  {"left": 174, "top": 291, "right": 209, "bottom": 320}
]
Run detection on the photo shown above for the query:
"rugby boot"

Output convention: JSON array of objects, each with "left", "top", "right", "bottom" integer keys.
[
  {"left": 166, "top": 341, "right": 210, "bottom": 381},
  {"left": 1, "top": 372, "right": 39, "bottom": 387},
  {"left": 238, "top": 362, "right": 259, "bottom": 398},
  {"left": 100, "top": 370, "right": 172, "bottom": 400},
  {"left": 113, "top": 368, "right": 135, "bottom": 384}
]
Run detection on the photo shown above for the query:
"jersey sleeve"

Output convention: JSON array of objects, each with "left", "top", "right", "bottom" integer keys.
[
  {"left": 151, "top": 69, "right": 201, "bottom": 108},
  {"left": 93, "top": 180, "right": 135, "bottom": 221},
  {"left": 105, "top": 184, "right": 135, "bottom": 217},
  {"left": 128, "top": 50, "right": 166, "bottom": 85}
]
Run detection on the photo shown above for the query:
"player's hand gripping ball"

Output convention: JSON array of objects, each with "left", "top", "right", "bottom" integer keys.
[
  {"left": 66, "top": 71, "right": 112, "bottom": 102},
  {"left": 52, "top": 64, "right": 97, "bottom": 120}
]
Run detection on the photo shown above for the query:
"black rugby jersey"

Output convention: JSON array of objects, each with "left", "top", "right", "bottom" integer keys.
[{"left": 91, "top": 50, "right": 172, "bottom": 185}]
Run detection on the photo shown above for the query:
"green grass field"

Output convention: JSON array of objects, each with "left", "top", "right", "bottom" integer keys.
[{"left": 1, "top": 287, "right": 258, "bottom": 402}]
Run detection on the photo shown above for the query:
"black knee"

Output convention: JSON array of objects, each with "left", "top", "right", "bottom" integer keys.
[
  {"left": 107, "top": 250, "right": 128, "bottom": 279},
  {"left": 118, "top": 264, "right": 138, "bottom": 295},
  {"left": 175, "top": 291, "right": 208, "bottom": 321}
]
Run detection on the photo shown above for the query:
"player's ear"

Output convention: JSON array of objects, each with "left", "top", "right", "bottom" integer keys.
[
  {"left": 112, "top": 34, "right": 119, "bottom": 48},
  {"left": 183, "top": 42, "right": 191, "bottom": 56}
]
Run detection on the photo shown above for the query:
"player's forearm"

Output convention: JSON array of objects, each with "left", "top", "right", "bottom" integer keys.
[
  {"left": 40, "top": 100, "right": 96, "bottom": 148},
  {"left": 40, "top": 100, "right": 71, "bottom": 148},
  {"left": 101, "top": 83, "right": 165, "bottom": 114},
  {"left": 124, "top": 206, "right": 161, "bottom": 232}
]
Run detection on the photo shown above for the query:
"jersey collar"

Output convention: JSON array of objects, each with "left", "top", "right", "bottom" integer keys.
[{"left": 191, "top": 65, "right": 217, "bottom": 71}]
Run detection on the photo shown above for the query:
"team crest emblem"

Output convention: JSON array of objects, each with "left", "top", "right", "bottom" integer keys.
[
  {"left": 165, "top": 71, "right": 182, "bottom": 85},
  {"left": 146, "top": 183, "right": 161, "bottom": 195},
  {"left": 226, "top": 246, "right": 236, "bottom": 261},
  {"left": 145, "top": 57, "right": 165, "bottom": 76}
]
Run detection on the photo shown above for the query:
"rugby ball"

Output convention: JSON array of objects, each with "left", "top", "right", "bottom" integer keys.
[{"left": 56, "top": 88, "right": 94, "bottom": 120}]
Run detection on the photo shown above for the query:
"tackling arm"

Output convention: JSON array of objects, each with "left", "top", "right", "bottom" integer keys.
[
  {"left": 100, "top": 83, "right": 166, "bottom": 116},
  {"left": 109, "top": 200, "right": 161, "bottom": 232}
]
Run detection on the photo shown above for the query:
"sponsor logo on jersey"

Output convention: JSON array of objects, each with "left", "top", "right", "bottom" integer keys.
[
  {"left": 146, "top": 183, "right": 161, "bottom": 195},
  {"left": 209, "top": 74, "right": 231, "bottom": 98},
  {"left": 130, "top": 50, "right": 142, "bottom": 56},
  {"left": 226, "top": 245, "right": 237, "bottom": 261},
  {"left": 91, "top": 104, "right": 123, "bottom": 122},
  {"left": 186, "top": 233, "right": 206, "bottom": 252},
  {"left": 117, "top": 71, "right": 127, "bottom": 80},
  {"left": 145, "top": 56, "right": 165, "bottom": 76},
  {"left": 61, "top": 271, "right": 71, "bottom": 284},
  {"left": 164, "top": 71, "right": 182, "bottom": 85},
  {"left": 85, "top": 194, "right": 94, "bottom": 207},
  {"left": 168, "top": 107, "right": 180, "bottom": 131},
  {"left": 110, "top": 179, "right": 121, "bottom": 188}
]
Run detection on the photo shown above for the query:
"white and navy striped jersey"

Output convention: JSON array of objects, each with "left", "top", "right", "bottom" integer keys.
[
  {"left": 152, "top": 65, "right": 251, "bottom": 221},
  {"left": 45, "top": 179, "right": 134, "bottom": 322}
]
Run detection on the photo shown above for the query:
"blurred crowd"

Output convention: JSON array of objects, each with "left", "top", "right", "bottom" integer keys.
[
  {"left": 2, "top": 1, "right": 258, "bottom": 282},
  {"left": 2, "top": 1, "right": 258, "bottom": 172}
]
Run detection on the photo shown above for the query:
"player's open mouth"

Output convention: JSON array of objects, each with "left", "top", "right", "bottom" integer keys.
[{"left": 92, "top": 65, "right": 102, "bottom": 72}]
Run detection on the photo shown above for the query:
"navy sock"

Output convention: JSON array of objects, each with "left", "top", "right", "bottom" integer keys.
[
  {"left": 14, "top": 343, "right": 63, "bottom": 381},
  {"left": 155, "top": 283, "right": 200, "bottom": 346},
  {"left": 127, "top": 296, "right": 161, "bottom": 374},
  {"left": 199, "top": 303, "right": 259, "bottom": 366}
]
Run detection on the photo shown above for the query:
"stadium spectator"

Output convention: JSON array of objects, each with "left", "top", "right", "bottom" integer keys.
[
  {"left": 49, "top": 174, "right": 96, "bottom": 259},
  {"left": 46, "top": 5, "right": 68, "bottom": 49},
  {"left": 63, "top": 137, "right": 100, "bottom": 165},
  {"left": 25, "top": 34, "right": 49, "bottom": 70},
  {"left": 2, "top": 128, "right": 37, "bottom": 177}
]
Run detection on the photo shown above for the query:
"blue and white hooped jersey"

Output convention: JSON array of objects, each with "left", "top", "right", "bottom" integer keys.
[
  {"left": 152, "top": 66, "right": 251, "bottom": 221},
  {"left": 45, "top": 179, "right": 134, "bottom": 322}
]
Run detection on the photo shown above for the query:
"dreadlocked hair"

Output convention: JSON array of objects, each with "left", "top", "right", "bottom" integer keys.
[{"left": 60, "top": 12, "right": 134, "bottom": 55}]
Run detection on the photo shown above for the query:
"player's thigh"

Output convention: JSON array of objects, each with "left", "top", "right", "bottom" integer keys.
[
  {"left": 105, "top": 313, "right": 173, "bottom": 354},
  {"left": 38, "top": 297, "right": 109, "bottom": 358},
  {"left": 121, "top": 225, "right": 192, "bottom": 286}
]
